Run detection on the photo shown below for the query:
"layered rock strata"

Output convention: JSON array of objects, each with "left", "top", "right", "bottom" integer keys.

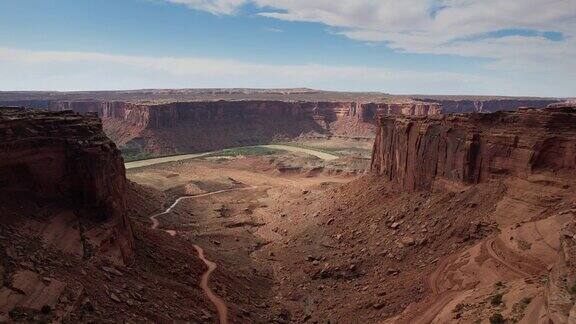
[
  {"left": 1, "top": 96, "right": 562, "bottom": 158},
  {"left": 371, "top": 105, "right": 576, "bottom": 191},
  {"left": 38, "top": 100, "right": 441, "bottom": 156},
  {"left": 419, "top": 98, "right": 559, "bottom": 113},
  {"left": 0, "top": 107, "right": 133, "bottom": 262}
]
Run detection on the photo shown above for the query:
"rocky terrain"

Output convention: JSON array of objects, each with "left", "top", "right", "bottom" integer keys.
[
  {"left": 411, "top": 97, "right": 559, "bottom": 113},
  {"left": 0, "top": 108, "right": 266, "bottom": 322},
  {"left": 0, "top": 88, "right": 386, "bottom": 102},
  {"left": 1, "top": 102, "right": 575, "bottom": 323},
  {"left": 223, "top": 104, "right": 575, "bottom": 323}
]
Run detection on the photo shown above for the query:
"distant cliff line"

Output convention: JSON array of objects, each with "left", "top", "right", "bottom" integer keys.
[{"left": 0, "top": 97, "right": 560, "bottom": 158}]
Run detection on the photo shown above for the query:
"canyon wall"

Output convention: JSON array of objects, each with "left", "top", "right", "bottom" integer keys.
[
  {"left": 35, "top": 100, "right": 441, "bottom": 156},
  {"left": 2, "top": 97, "right": 562, "bottom": 159},
  {"left": 371, "top": 104, "right": 576, "bottom": 191},
  {"left": 419, "top": 98, "right": 559, "bottom": 113},
  {"left": 0, "top": 107, "right": 134, "bottom": 262}
]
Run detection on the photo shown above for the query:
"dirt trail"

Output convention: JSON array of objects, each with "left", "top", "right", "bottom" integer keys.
[
  {"left": 193, "top": 244, "right": 229, "bottom": 324},
  {"left": 401, "top": 254, "right": 460, "bottom": 323},
  {"left": 404, "top": 234, "right": 543, "bottom": 323},
  {"left": 148, "top": 187, "right": 258, "bottom": 324},
  {"left": 126, "top": 152, "right": 211, "bottom": 169},
  {"left": 485, "top": 237, "right": 532, "bottom": 277},
  {"left": 149, "top": 187, "right": 259, "bottom": 234},
  {"left": 260, "top": 144, "right": 339, "bottom": 160}
]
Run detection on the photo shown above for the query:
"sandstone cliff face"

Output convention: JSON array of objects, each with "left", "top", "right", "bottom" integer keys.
[
  {"left": 2, "top": 98, "right": 562, "bottom": 160},
  {"left": 46, "top": 99, "right": 441, "bottom": 128},
  {"left": 41, "top": 100, "right": 441, "bottom": 156},
  {"left": 371, "top": 105, "right": 576, "bottom": 191},
  {"left": 423, "top": 98, "right": 558, "bottom": 113},
  {"left": 0, "top": 107, "right": 133, "bottom": 262}
]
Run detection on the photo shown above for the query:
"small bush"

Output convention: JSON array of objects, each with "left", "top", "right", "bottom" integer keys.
[
  {"left": 452, "top": 303, "right": 466, "bottom": 313},
  {"left": 489, "top": 313, "right": 505, "bottom": 324},
  {"left": 41, "top": 305, "right": 52, "bottom": 315},
  {"left": 494, "top": 281, "right": 504, "bottom": 288},
  {"left": 491, "top": 293, "right": 504, "bottom": 306},
  {"left": 570, "top": 283, "right": 576, "bottom": 294},
  {"left": 521, "top": 297, "right": 532, "bottom": 305}
]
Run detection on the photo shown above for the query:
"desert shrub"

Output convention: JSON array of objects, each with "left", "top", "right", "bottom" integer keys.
[
  {"left": 521, "top": 297, "right": 532, "bottom": 305},
  {"left": 491, "top": 293, "right": 504, "bottom": 306},
  {"left": 489, "top": 313, "right": 505, "bottom": 324},
  {"left": 570, "top": 282, "right": 576, "bottom": 294},
  {"left": 41, "top": 305, "right": 52, "bottom": 315},
  {"left": 452, "top": 303, "right": 467, "bottom": 313}
]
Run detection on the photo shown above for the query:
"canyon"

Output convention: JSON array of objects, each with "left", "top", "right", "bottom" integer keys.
[
  {"left": 1, "top": 99, "right": 575, "bottom": 323},
  {"left": 0, "top": 98, "right": 443, "bottom": 157},
  {"left": 0, "top": 107, "right": 252, "bottom": 322},
  {"left": 0, "top": 89, "right": 563, "bottom": 159}
]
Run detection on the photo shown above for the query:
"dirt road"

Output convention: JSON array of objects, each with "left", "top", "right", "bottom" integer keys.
[
  {"left": 125, "top": 144, "right": 339, "bottom": 169},
  {"left": 259, "top": 144, "right": 339, "bottom": 160},
  {"left": 126, "top": 152, "right": 211, "bottom": 169}
]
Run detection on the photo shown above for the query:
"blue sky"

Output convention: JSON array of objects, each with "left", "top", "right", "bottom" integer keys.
[{"left": 0, "top": 0, "right": 574, "bottom": 96}]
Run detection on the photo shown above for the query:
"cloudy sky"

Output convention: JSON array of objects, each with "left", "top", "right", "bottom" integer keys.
[{"left": 0, "top": 0, "right": 574, "bottom": 96}]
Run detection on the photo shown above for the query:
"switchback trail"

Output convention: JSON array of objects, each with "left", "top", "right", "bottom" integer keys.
[
  {"left": 485, "top": 237, "right": 533, "bottom": 277},
  {"left": 403, "top": 235, "right": 540, "bottom": 323},
  {"left": 401, "top": 253, "right": 460, "bottom": 323},
  {"left": 148, "top": 186, "right": 259, "bottom": 324}
]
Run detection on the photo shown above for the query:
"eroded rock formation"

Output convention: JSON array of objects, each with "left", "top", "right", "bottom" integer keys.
[
  {"left": 0, "top": 107, "right": 133, "bottom": 262},
  {"left": 371, "top": 104, "right": 576, "bottom": 191},
  {"left": 38, "top": 100, "right": 441, "bottom": 156},
  {"left": 418, "top": 98, "right": 559, "bottom": 113},
  {"left": 1, "top": 92, "right": 563, "bottom": 158}
]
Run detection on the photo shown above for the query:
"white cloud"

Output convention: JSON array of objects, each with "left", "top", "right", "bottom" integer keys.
[
  {"left": 255, "top": 0, "right": 576, "bottom": 71},
  {"left": 0, "top": 47, "right": 514, "bottom": 95},
  {"left": 164, "top": 0, "right": 246, "bottom": 14},
  {"left": 164, "top": 0, "right": 576, "bottom": 75}
]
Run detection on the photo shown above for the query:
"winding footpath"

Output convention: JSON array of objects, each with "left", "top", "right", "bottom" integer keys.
[
  {"left": 148, "top": 187, "right": 259, "bottom": 324},
  {"left": 193, "top": 245, "right": 228, "bottom": 324}
]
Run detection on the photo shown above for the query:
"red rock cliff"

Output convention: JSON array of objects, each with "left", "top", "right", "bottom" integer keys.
[
  {"left": 371, "top": 105, "right": 576, "bottom": 191},
  {"left": 421, "top": 98, "right": 558, "bottom": 113},
  {"left": 44, "top": 100, "right": 441, "bottom": 155},
  {"left": 0, "top": 107, "right": 134, "bottom": 262}
]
